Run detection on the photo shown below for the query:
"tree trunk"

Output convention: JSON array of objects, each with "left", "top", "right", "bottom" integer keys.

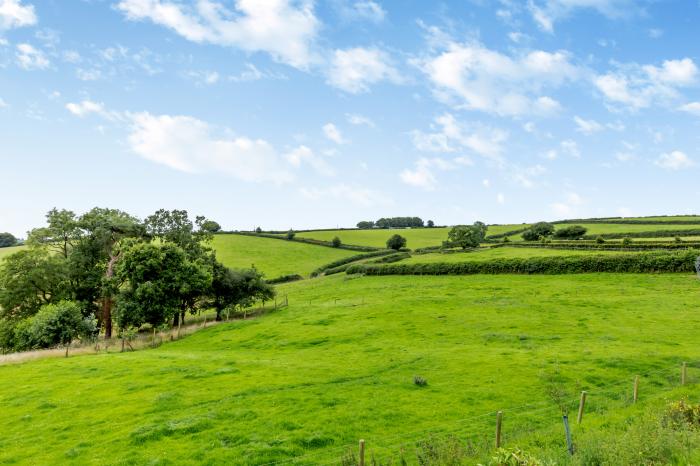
[
  {"left": 173, "top": 312, "right": 179, "bottom": 327},
  {"left": 216, "top": 309, "right": 222, "bottom": 321},
  {"left": 102, "top": 253, "right": 120, "bottom": 339}
]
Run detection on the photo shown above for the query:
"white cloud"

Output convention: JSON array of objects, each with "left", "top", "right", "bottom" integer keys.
[
  {"left": 543, "top": 149, "right": 558, "bottom": 160},
  {"left": 300, "top": 183, "right": 391, "bottom": 207},
  {"left": 0, "top": 0, "right": 36, "bottom": 30},
  {"left": 185, "top": 69, "right": 220, "bottom": 85},
  {"left": 346, "top": 113, "right": 375, "bottom": 127},
  {"left": 527, "top": 0, "right": 635, "bottom": 33},
  {"left": 126, "top": 112, "right": 294, "bottom": 182},
  {"left": 15, "top": 43, "right": 48, "bottom": 69},
  {"left": 399, "top": 156, "right": 463, "bottom": 190},
  {"left": 116, "top": 0, "right": 320, "bottom": 69},
  {"left": 76, "top": 68, "right": 102, "bottom": 81},
  {"left": 655, "top": 150, "right": 694, "bottom": 170},
  {"left": 228, "top": 63, "right": 287, "bottom": 82},
  {"left": 339, "top": 1, "right": 385, "bottom": 23},
  {"left": 615, "top": 151, "right": 634, "bottom": 162},
  {"left": 512, "top": 164, "right": 546, "bottom": 188},
  {"left": 482, "top": 178, "right": 491, "bottom": 188},
  {"left": 62, "top": 50, "right": 81, "bottom": 63},
  {"left": 574, "top": 115, "right": 603, "bottom": 134},
  {"left": 560, "top": 139, "right": 580, "bottom": 158},
  {"left": 411, "top": 113, "right": 507, "bottom": 161},
  {"left": 322, "top": 123, "right": 348, "bottom": 145},
  {"left": 594, "top": 58, "right": 698, "bottom": 110},
  {"left": 497, "top": 193, "right": 505, "bottom": 204},
  {"left": 65, "top": 100, "right": 108, "bottom": 117},
  {"left": 550, "top": 191, "right": 584, "bottom": 216},
  {"left": 679, "top": 102, "right": 700, "bottom": 116},
  {"left": 415, "top": 41, "right": 579, "bottom": 116},
  {"left": 0, "top": 97, "right": 7, "bottom": 108},
  {"left": 327, "top": 47, "right": 401, "bottom": 93},
  {"left": 285, "top": 144, "right": 334, "bottom": 176}
]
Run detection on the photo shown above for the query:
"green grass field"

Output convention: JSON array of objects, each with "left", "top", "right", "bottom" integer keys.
[
  {"left": 405, "top": 246, "right": 633, "bottom": 264},
  {"left": 504, "top": 222, "right": 700, "bottom": 241},
  {"left": 2, "top": 273, "right": 699, "bottom": 464},
  {"left": 296, "top": 227, "right": 452, "bottom": 249},
  {"left": 0, "top": 245, "right": 25, "bottom": 260},
  {"left": 211, "top": 234, "right": 357, "bottom": 278}
]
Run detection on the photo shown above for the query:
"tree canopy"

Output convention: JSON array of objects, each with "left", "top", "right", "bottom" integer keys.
[
  {"left": 447, "top": 222, "right": 487, "bottom": 249},
  {"left": 386, "top": 234, "right": 407, "bottom": 250},
  {"left": 522, "top": 222, "right": 555, "bottom": 241},
  {"left": 0, "top": 232, "right": 18, "bottom": 248}
]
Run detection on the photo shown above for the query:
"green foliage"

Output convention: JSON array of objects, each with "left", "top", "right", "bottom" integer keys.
[
  {"left": 552, "top": 225, "right": 587, "bottom": 239},
  {"left": 200, "top": 220, "right": 221, "bottom": 233},
  {"left": 522, "top": 222, "right": 555, "bottom": 241},
  {"left": 448, "top": 222, "right": 487, "bottom": 249},
  {"left": 239, "top": 231, "right": 380, "bottom": 252},
  {"left": 376, "top": 217, "right": 424, "bottom": 228},
  {"left": 663, "top": 399, "right": 700, "bottom": 430},
  {"left": 483, "top": 448, "right": 545, "bottom": 466},
  {"left": 0, "top": 232, "right": 18, "bottom": 248},
  {"left": 255, "top": 226, "right": 262, "bottom": 233},
  {"left": 622, "top": 237, "right": 632, "bottom": 246},
  {"left": 115, "top": 242, "right": 212, "bottom": 328},
  {"left": 26, "top": 208, "right": 81, "bottom": 258},
  {"left": 0, "top": 248, "right": 69, "bottom": 321},
  {"left": 331, "top": 236, "right": 342, "bottom": 248},
  {"left": 266, "top": 274, "right": 304, "bottom": 284},
  {"left": 413, "top": 375, "right": 427, "bottom": 386},
  {"left": 310, "top": 250, "right": 396, "bottom": 277},
  {"left": 386, "top": 234, "right": 407, "bottom": 251},
  {"left": 356, "top": 221, "right": 375, "bottom": 229},
  {"left": 427, "top": 220, "right": 435, "bottom": 228},
  {"left": 596, "top": 236, "right": 605, "bottom": 244},
  {"left": 286, "top": 229, "right": 296, "bottom": 240},
  {"left": 347, "top": 249, "right": 699, "bottom": 275},
  {"left": 208, "top": 261, "right": 274, "bottom": 320}
]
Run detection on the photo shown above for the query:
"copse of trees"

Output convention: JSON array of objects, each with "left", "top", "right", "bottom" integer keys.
[
  {"left": 357, "top": 217, "right": 425, "bottom": 229},
  {"left": 447, "top": 222, "right": 487, "bottom": 249},
  {"left": 553, "top": 225, "right": 588, "bottom": 239},
  {"left": 386, "top": 234, "right": 407, "bottom": 250},
  {"left": 0, "top": 232, "right": 17, "bottom": 248},
  {"left": 522, "top": 222, "right": 555, "bottom": 241},
  {"left": 0, "top": 207, "right": 273, "bottom": 353}
]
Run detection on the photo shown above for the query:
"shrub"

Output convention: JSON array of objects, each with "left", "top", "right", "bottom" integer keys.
[
  {"left": 255, "top": 227, "right": 262, "bottom": 233},
  {"left": 622, "top": 237, "right": 632, "bottom": 246},
  {"left": 286, "top": 229, "right": 295, "bottom": 240},
  {"left": 522, "top": 222, "right": 555, "bottom": 241},
  {"left": 448, "top": 222, "right": 487, "bottom": 249},
  {"left": 664, "top": 399, "right": 700, "bottom": 430},
  {"left": 553, "top": 225, "right": 587, "bottom": 239},
  {"left": 484, "top": 447, "right": 546, "bottom": 466},
  {"left": 386, "top": 234, "right": 407, "bottom": 251},
  {"left": 413, "top": 375, "right": 428, "bottom": 386},
  {"left": 596, "top": 236, "right": 605, "bottom": 244},
  {"left": 266, "top": 274, "right": 303, "bottom": 285},
  {"left": 331, "top": 236, "right": 342, "bottom": 248},
  {"left": 675, "top": 236, "right": 683, "bottom": 243},
  {"left": 427, "top": 220, "right": 435, "bottom": 228},
  {"left": 502, "top": 236, "right": 511, "bottom": 243},
  {"left": 356, "top": 221, "right": 374, "bottom": 229}
]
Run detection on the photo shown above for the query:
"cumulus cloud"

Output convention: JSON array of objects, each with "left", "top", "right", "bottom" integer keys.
[
  {"left": 285, "top": 144, "right": 335, "bottom": 176},
  {"left": 338, "top": 1, "right": 386, "bottom": 23},
  {"left": 65, "top": 100, "right": 109, "bottom": 118},
  {"left": 574, "top": 116, "right": 604, "bottom": 134},
  {"left": 322, "top": 123, "right": 348, "bottom": 144},
  {"left": 346, "top": 113, "right": 375, "bottom": 127},
  {"left": 327, "top": 47, "right": 401, "bottom": 93},
  {"left": 410, "top": 113, "right": 507, "bottom": 161},
  {"left": 0, "top": 0, "right": 36, "bottom": 30},
  {"left": 115, "top": 0, "right": 320, "bottom": 69},
  {"left": 15, "top": 42, "right": 48, "bottom": 69},
  {"left": 679, "top": 102, "right": 700, "bottom": 116},
  {"left": 414, "top": 40, "right": 579, "bottom": 116},
  {"left": 594, "top": 58, "right": 698, "bottom": 110},
  {"left": 527, "top": 0, "right": 636, "bottom": 33},
  {"left": 399, "top": 156, "right": 465, "bottom": 191},
  {"left": 655, "top": 150, "right": 694, "bottom": 170},
  {"left": 300, "top": 183, "right": 392, "bottom": 206}
]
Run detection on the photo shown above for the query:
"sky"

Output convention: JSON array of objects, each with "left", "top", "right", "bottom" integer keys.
[{"left": 1, "top": 0, "right": 700, "bottom": 236}]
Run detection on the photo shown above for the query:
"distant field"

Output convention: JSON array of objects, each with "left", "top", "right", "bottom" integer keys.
[
  {"left": 0, "top": 246, "right": 25, "bottom": 260},
  {"left": 211, "top": 234, "right": 357, "bottom": 278},
  {"left": 296, "top": 227, "right": 451, "bottom": 249},
  {"left": 568, "top": 215, "right": 700, "bottom": 222},
  {"left": 405, "top": 246, "right": 632, "bottom": 264},
  {"left": 505, "top": 222, "right": 700, "bottom": 240},
  {"left": 1, "top": 273, "right": 699, "bottom": 464}
]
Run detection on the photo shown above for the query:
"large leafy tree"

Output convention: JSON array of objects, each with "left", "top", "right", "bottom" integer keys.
[
  {"left": 386, "top": 234, "right": 407, "bottom": 250},
  {"left": 27, "top": 208, "right": 81, "bottom": 258},
  {"left": 115, "top": 242, "right": 211, "bottom": 329},
  {"left": 447, "top": 222, "right": 487, "bottom": 249},
  {"left": 0, "top": 232, "right": 17, "bottom": 248},
  {"left": 522, "top": 222, "right": 555, "bottom": 241},
  {"left": 208, "top": 261, "right": 274, "bottom": 321},
  {"left": 0, "top": 249, "right": 69, "bottom": 322}
]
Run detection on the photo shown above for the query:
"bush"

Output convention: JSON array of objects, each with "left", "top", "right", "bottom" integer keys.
[
  {"left": 286, "top": 229, "right": 295, "bottom": 240},
  {"left": 522, "top": 222, "right": 555, "bottom": 241},
  {"left": 356, "top": 221, "right": 374, "bottom": 229},
  {"left": 664, "top": 399, "right": 700, "bottom": 430},
  {"left": 0, "top": 232, "right": 18, "bottom": 248},
  {"left": 386, "top": 234, "right": 407, "bottom": 250},
  {"left": 596, "top": 236, "right": 605, "bottom": 244},
  {"left": 331, "top": 236, "right": 341, "bottom": 248},
  {"left": 413, "top": 375, "right": 428, "bottom": 386},
  {"left": 266, "top": 274, "right": 303, "bottom": 285},
  {"left": 345, "top": 250, "right": 699, "bottom": 276},
  {"left": 622, "top": 237, "right": 632, "bottom": 246},
  {"left": 553, "top": 225, "right": 587, "bottom": 239},
  {"left": 484, "top": 447, "right": 546, "bottom": 466}
]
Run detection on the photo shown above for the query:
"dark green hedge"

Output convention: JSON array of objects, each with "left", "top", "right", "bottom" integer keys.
[
  {"left": 266, "top": 274, "right": 304, "bottom": 284},
  {"left": 310, "top": 250, "right": 396, "bottom": 277},
  {"left": 345, "top": 250, "right": 699, "bottom": 276},
  {"left": 555, "top": 216, "right": 700, "bottom": 225},
  {"left": 582, "top": 229, "right": 700, "bottom": 240},
  {"left": 225, "top": 231, "right": 380, "bottom": 252},
  {"left": 485, "top": 227, "right": 529, "bottom": 240},
  {"left": 507, "top": 242, "right": 700, "bottom": 251}
]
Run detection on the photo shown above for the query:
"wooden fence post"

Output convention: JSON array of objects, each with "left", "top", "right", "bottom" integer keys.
[
  {"left": 496, "top": 411, "right": 503, "bottom": 449},
  {"left": 203, "top": 315, "right": 207, "bottom": 327},
  {"left": 682, "top": 362, "right": 687, "bottom": 385},
  {"left": 359, "top": 439, "right": 365, "bottom": 466},
  {"left": 633, "top": 375, "right": 639, "bottom": 403},
  {"left": 152, "top": 327, "right": 156, "bottom": 347},
  {"left": 577, "top": 391, "right": 587, "bottom": 424}
]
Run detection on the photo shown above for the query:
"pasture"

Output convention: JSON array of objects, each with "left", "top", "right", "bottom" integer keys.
[
  {"left": 1, "top": 273, "right": 699, "bottom": 464},
  {"left": 0, "top": 245, "right": 25, "bottom": 260},
  {"left": 296, "top": 227, "right": 451, "bottom": 249},
  {"left": 211, "top": 234, "right": 358, "bottom": 279},
  {"left": 404, "top": 246, "right": 634, "bottom": 264}
]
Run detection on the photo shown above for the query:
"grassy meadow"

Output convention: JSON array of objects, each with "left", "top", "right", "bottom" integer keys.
[
  {"left": 296, "top": 227, "right": 452, "bottom": 249},
  {"left": 211, "top": 234, "right": 357, "bottom": 278},
  {"left": 2, "top": 273, "right": 699, "bottom": 464},
  {"left": 0, "top": 245, "right": 25, "bottom": 260},
  {"left": 405, "top": 246, "right": 634, "bottom": 264}
]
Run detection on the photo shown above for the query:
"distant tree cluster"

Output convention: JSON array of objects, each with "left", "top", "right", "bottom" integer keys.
[
  {"left": 0, "top": 208, "right": 273, "bottom": 353},
  {"left": 521, "top": 222, "right": 588, "bottom": 241},
  {"left": 447, "top": 222, "right": 487, "bottom": 249},
  {"left": 357, "top": 217, "right": 425, "bottom": 229},
  {"left": 0, "top": 233, "right": 17, "bottom": 248}
]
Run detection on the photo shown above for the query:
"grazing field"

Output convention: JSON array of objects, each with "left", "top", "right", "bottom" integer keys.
[
  {"left": 405, "top": 246, "right": 634, "bottom": 264},
  {"left": 296, "top": 227, "right": 451, "bottom": 249},
  {"left": 0, "top": 245, "right": 25, "bottom": 260},
  {"left": 504, "top": 222, "right": 700, "bottom": 240},
  {"left": 211, "top": 234, "right": 358, "bottom": 279},
  {"left": 2, "top": 273, "right": 699, "bottom": 464}
]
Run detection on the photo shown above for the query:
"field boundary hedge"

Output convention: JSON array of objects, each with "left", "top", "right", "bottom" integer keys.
[
  {"left": 554, "top": 215, "right": 700, "bottom": 225},
  {"left": 509, "top": 242, "right": 700, "bottom": 251},
  {"left": 266, "top": 274, "right": 304, "bottom": 285},
  {"left": 310, "top": 249, "right": 396, "bottom": 277},
  {"left": 582, "top": 229, "right": 700, "bottom": 240},
  {"left": 220, "top": 231, "right": 381, "bottom": 252},
  {"left": 345, "top": 250, "right": 699, "bottom": 275}
]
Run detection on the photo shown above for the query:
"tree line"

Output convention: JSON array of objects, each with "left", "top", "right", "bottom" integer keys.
[
  {"left": 356, "top": 217, "right": 434, "bottom": 229},
  {"left": 0, "top": 208, "right": 272, "bottom": 353}
]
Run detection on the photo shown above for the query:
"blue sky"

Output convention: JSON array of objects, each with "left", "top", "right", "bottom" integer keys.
[{"left": 1, "top": 0, "right": 700, "bottom": 236}]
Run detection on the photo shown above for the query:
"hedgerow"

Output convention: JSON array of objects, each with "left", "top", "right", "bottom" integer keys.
[
  {"left": 310, "top": 250, "right": 396, "bottom": 277},
  {"left": 266, "top": 274, "right": 304, "bottom": 285},
  {"left": 224, "top": 231, "right": 380, "bottom": 252},
  {"left": 582, "top": 229, "right": 700, "bottom": 240},
  {"left": 507, "top": 242, "right": 700, "bottom": 251},
  {"left": 345, "top": 250, "right": 699, "bottom": 276}
]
